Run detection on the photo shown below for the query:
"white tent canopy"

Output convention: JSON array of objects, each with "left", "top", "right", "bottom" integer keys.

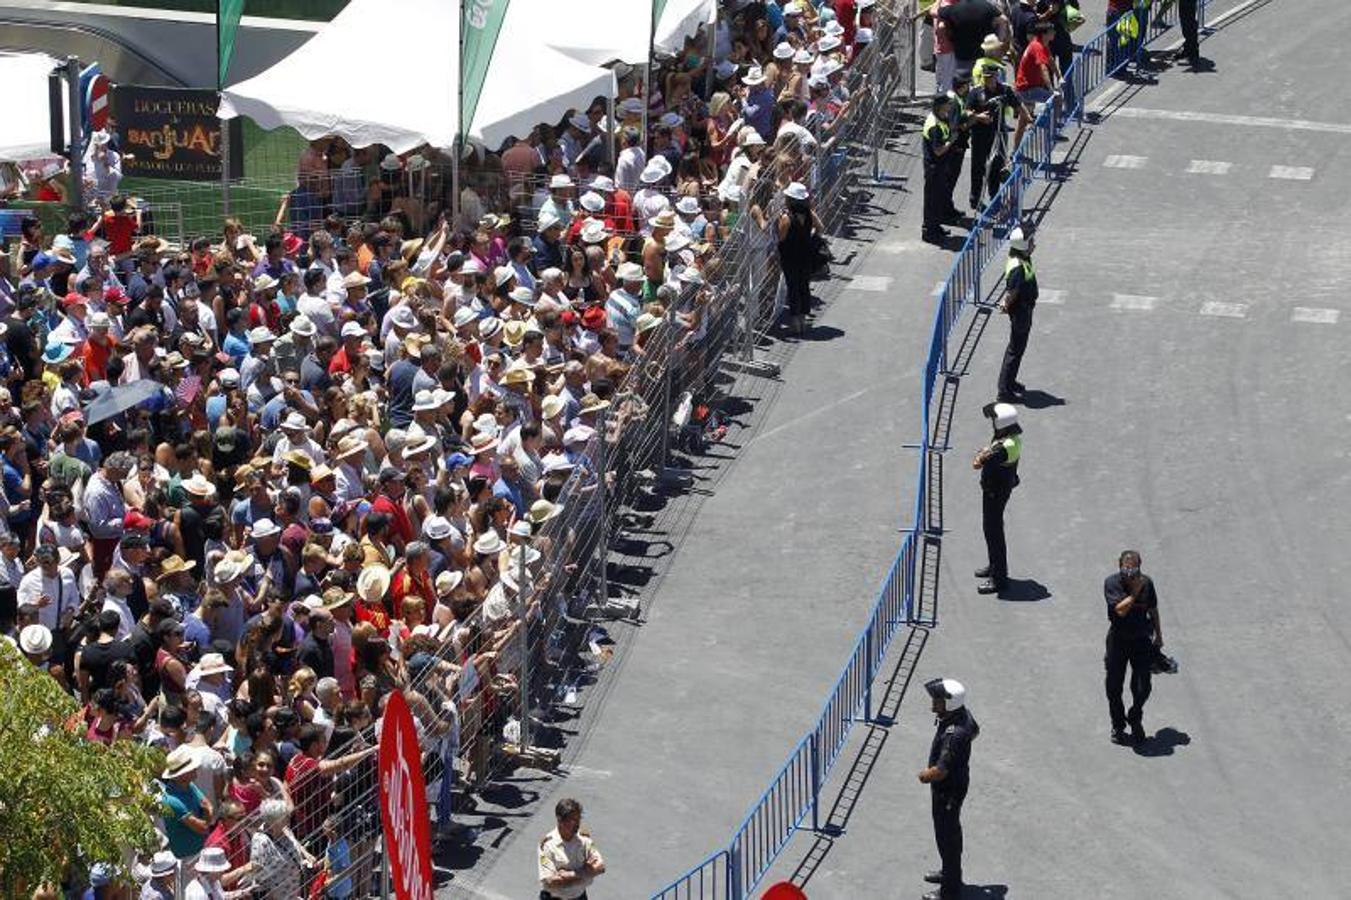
[
  {"left": 521, "top": 0, "right": 716, "bottom": 67},
  {"left": 218, "top": 0, "right": 615, "bottom": 153},
  {"left": 0, "top": 51, "right": 65, "bottom": 162}
]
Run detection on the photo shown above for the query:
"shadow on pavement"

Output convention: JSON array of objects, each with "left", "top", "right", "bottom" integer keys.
[
  {"left": 1134, "top": 726, "right": 1191, "bottom": 758},
  {"left": 1016, "top": 388, "right": 1066, "bottom": 409},
  {"left": 998, "top": 579, "right": 1052, "bottom": 602}
]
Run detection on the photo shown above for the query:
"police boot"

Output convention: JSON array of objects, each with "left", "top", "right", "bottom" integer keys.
[
  {"left": 925, "top": 870, "right": 944, "bottom": 884},
  {"left": 1128, "top": 712, "right": 1146, "bottom": 744},
  {"left": 976, "top": 578, "right": 1005, "bottom": 594},
  {"left": 974, "top": 565, "right": 991, "bottom": 578}
]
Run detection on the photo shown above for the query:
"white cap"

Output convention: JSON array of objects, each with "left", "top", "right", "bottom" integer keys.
[
  {"left": 1009, "top": 227, "right": 1032, "bottom": 252},
  {"left": 340, "top": 321, "right": 366, "bottom": 339},
  {"left": 991, "top": 403, "right": 1018, "bottom": 430}
]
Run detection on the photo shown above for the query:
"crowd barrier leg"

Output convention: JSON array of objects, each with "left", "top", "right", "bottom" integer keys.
[{"left": 809, "top": 731, "right": 821, "bottom": 834}]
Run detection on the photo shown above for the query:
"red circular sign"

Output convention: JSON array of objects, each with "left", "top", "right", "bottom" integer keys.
[
  {"left": 762, "top": 884, "right": 808, "bottom": 900},
  {"left": 378, "top": 690, "right": 434, "bottom": 900},
  {"left": 87, "top": 74, "right": 111, "bottom": 131}
]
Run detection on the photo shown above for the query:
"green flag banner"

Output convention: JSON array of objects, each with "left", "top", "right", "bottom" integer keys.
[
  {"left": 460, "top": 0, "right": 512, "bottom": 141},
  {"left": 651, "top": 0, "right": 670, "bottom": 31},
  {"left": 217, "top": 0, "right": 246, "bottom": 89}
]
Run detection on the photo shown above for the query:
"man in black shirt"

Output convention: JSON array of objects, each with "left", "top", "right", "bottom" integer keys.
[
  {"left": 967, "top": 68, "right": 1033, "bottom": 211},
  {"left": 997, "top": 227, "right": 1039, "bottom": 401},
  {"left": 297, "top": 607, "right": 336, "bottom": 680},
  {"left": 129, "top": 597, "right": 176, "bottom": 699},
  {"left": 919, "top": 677, "right": 979, "bottom": 900},
  {"left": 1103, "top": 550, "right": 1164, "bottom": 744},
  {"left": 938, "top": 0, "right": 1010, "bottom": 71},
  {"left": 76, "top": 610, "right": 136, "bottom": 699}
]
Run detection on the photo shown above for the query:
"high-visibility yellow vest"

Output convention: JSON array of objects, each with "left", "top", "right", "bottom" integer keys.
[
  {"left": 922, "top": 113, "right": 950, "bottom": 141},
  {"left": 1005, "top": 255, "right": 1035, "bottom": 282},
  {"left": 1000, "top": 433, "right": 1022, "bottom": 465},
  {"left": 1116, "top": 10, "right": 1140, "bottom": 45}
]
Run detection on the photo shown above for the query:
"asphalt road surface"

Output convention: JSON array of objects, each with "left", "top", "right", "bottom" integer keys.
[{"left": 761, "top": 1, "right": 1351, "bottom": 897}]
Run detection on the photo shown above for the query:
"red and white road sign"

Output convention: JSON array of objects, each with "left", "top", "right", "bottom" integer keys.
[
  {"left": 87, "top": 74, "right": 111, "bottom": 131},
  {"left": 379, "top": 690, "right": 434, "bottom": 900}
]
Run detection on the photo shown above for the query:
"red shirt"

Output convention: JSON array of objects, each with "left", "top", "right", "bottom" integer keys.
[
  {"left": 284, "top": 751, "right": 330, "bottom": 839},
  {"left": 370, "top": 493, "right": 414, "bottom": 544},
  {"left": 389, "top": 568, "right": 435, "bottom": 620},
  {"left": 100, "top": 211, "right": 137, "bottom": 255},
  {"left": 354, "top": 600, "right": 391, "bottom": 635},
  {"left": 609, "top": 190, "right": 635, "bottom": 234},
  {"left": 249, "top": 298, "right": 281, "bottom": 332},
  {"left": 1016, "top": 38, "right": 1052, "bottom": 92},
  {"left": 81, "top": 334, "right": 118, "bottom": 384},
  {"left": 835, "top": 0, "right": 857, "bottom": 48},
  {"left": 328, "top": 345, "right": 355, "bottom": 375}
]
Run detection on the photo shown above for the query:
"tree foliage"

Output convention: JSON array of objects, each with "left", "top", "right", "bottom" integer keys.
[{"left": 0, "top": 640, "right": 163, "bottom": 895}]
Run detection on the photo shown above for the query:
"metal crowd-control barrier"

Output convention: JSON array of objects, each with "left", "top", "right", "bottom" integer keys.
[{"left": 650, "top": 0, "right": 1218, "bottom": 895}]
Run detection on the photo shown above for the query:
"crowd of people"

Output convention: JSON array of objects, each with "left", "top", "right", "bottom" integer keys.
[{"left": 0, "top": 1, "right": 898, "bottom": 898}]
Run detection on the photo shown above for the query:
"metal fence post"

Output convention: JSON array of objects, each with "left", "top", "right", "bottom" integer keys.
[
  {"left": 380, "top": 841, "right": 391, "bottom": 899},
  {"left": 218, "top": 94, "right": 232, "bottom": 216},
  {"left": 64, "top": 57, "right": 84, "bottom": 215},
  {"left": 809, "top": 730, "right": 821, "bottom": 833},
  {"left": 517, "top": 532, "right": 531, "bottom": 752},
  {"left": 595, "top": 409, "right": 609, "bottom": 612},
  {"left": 864, "top": 626, "right": 874, "bottom": 722},
  {"left": 908, "top": 0, "right": 919, "bottom": 100},
  {"left": 728, "top": 843, "right": 743, "bottom": 900}
]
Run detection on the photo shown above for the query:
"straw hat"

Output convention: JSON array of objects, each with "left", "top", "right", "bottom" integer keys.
[
  {"left": 322, "top": 586, "right": 354, "bottom": 610},
  {"left": 502, "top": 320, "right": 527, "bottom": 348},
  {"left": 650, "top": 210, "right": 677, "bottom": 230},
  {"left": 525, "top": 499, "right": 564, "bottom": 524},
  {"left": 195, "top": 652, "right": 233, "bottom": 676},
  {"left": 182, "top": 473, "right": 216, "bottom": 498},
  {"left": 334, "top": 434, "right": 366, "bottom": 462},
  {"left": 161, "top": 745, "right": 200, "bottom": 780},
  {"left": 156, "top": 555, "right": 197, "bottom": 580},
  {"left": 578, "top": 393, "right": 611, "bottom": 415},
  {"left": 473, "top": 530, "right": 506, "bottom": 556},
  {"left": 541, "top": 394, "right": 566, "bottom": 419},
  {"left": 500, "top": 363, "right": 535, "bottom": 386},
  {"left": 282, "top": 449, "right": 313, "bottom": 470},
  {"left": 213, "top": 550, "right": 255, "bottom": 583},
  {"left": 435, "top": 569, "right": 465, "bottom": 596},
  {"left": 357, "top": 565, "right": 392, "bottom": 603}
]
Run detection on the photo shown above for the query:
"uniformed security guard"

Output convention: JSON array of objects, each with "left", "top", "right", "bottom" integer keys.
[
  {"left": 996, "top": 226, "right": 1038, "bottom": 401},
  {"left": 972, "top": 402, "right": 1021, "bottom": 594},
  {"left": 538, "top": 797, "right": 606, "bottom": 899},
  {"left": 966, "top": 67, "right": 1032, "bottom": 212},
  {"left": 942, "top": 72, "right": 986, "bottom": 221},
  {"left": 921, "top": 95, "right": 957, "bottom": 245},
  {"left": 1103, "top": 550, "right": 1167, "bottom": 745},
  {"left": 918, "top": 677, "right": 979, "bottom": 900}
]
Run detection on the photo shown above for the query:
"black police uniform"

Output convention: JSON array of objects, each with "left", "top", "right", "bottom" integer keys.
[
  {"left": 965, "top": 80, "right": 1020, "bottom": 210},
  {"left": 1179, "top": 0, "right": 1200, "bottom": 63},
  {"left": 978, "top": 430, "right": 1020, "bottom": 589},
  {"left": 928, "top": 707, "right": 980, "bottom": 898},
  {"left": 943, "top": 85, "right": 972, "bottom": 218},
  {"left": 921, "top": 111, "right": 953, "bottom": 240},
  {"left": 997, "top": 254, "right": 1037, "bottom": 400},
  {"left": 1103, "top": 571, "right": 1158, "bottom": 735}
]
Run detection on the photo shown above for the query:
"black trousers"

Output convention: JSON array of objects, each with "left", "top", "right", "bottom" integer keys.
[
  {"left": 1179, "top": 0, "right": 1200, "bottom": 59},
  {"left": 968, "top": 128, "right": 1006, "bottom": 209},
  {"left": 981, "top": 486, "right": 1012, "bottom": 584},
  {"left": 998, "top": 303, "right": 1034, "bottom": 396},
  {"left": 943, "top": 142, "right": 967, "bottom": 213},
  {"left": 932, "top": 788, "right": 966, "bottom": 897},
  {"left": 923, "top": 162, "right": 946, "bottom": 234},
  {"left": 1105, "top": 633, "right": 1154, "bottom": 730}
]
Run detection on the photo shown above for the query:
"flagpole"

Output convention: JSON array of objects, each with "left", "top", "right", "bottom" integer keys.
[
  {"left": 642, "top": 1, "right": 658, "bottom": 160},
  {"left": 453, "top": 0, "right": 463, "bottom": 224}
]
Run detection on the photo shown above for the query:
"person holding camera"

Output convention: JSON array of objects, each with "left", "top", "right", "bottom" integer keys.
[{"left": 1103, "top": 550, "right": 1165, "bottom": 745}]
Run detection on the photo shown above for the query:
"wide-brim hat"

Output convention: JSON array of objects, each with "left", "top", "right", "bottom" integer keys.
[
  {"left": 357, "top": 565, "right": 392, "bottom": 603},
  {"left": 195, "top": 652, "right": 233, "bottom": 676},
  {"left": 156, "top": 555, "right": 197, "bottom": 579},
  {"left": 19, "top": 623, "right": 52, "bottom": 655},
  {"left": 981, "top": 33, "right": 1003, "bottom": 52},
  {"left": 435, "top": 569, "right": 465, "bottom": 596},
  {"left": 195, "top": 847, "right": 231, "bottom": 874},
  {"left": 473, "top": 530, "right": 506, "bottom": 556},
  {"left": 742, "top": 66, "right": 767, "bottom": 86},
  {"left": 323, "top": 586, "right": 354, "bottom": 610},
  {"left": 578, "top": 394, "right": 611, "bottom": 415},
  {"left": 149, "top": 851, "right": 179, "bottom": 878},
  {"left": 470, "top": 432, "right": 500, "bottom": 455},
  {"left": 161, "top": 745, "right": 200, "bottom": 780},
  {"left": 525, "top": 499, "right": 564, "bottom": 524},
  {"left": 650, "top": 210, "right": 677, "bottom": 230}
]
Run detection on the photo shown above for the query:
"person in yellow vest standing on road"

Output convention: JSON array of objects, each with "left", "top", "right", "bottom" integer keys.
[
  {"left": 973, "top": 402, "right": 1022, "bottom": 594},
  {"left": 996, "top": 226, "right": 1038, "bottom": 401},
  {"left": 922, "top": 94, "right": 957, "bottom": 245}
]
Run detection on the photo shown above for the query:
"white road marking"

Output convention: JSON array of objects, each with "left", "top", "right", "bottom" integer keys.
[
  {"left": 1199, "top": 301, "right": 1248, "bottom": 319},
  {"left": 1103, "top": 155, "right": 1148, "bottom": 169},
  {"left": 846, "top": 275, "right": 893, "bottom": 292},
  {"left": 1185, "top": 160, "right": 1232, "bottom": 175},
  {"left": 1269, "top": 165, "right": 1315, "bottom": 181},
  {"left": 1111, "top": 294, "right": 1157, "bottom": 311},
  {"left": 1291, "top": 307, "right": 1339, "bottom": 325},
  {"left": 1039, "top": 289, "right": 1066, "bottom": 305},
  {"left": 1109, "top": 107, "right": 1351, "bottom": 136}
]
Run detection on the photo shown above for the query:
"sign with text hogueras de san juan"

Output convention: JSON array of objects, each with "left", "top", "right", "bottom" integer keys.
[{"left": 111, "top": 85, "right": 244, "bottom": 180}]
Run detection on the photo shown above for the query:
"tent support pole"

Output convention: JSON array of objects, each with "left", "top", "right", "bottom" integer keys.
[
  {"left": 451, "top": 138, "right": 461, "bottom": 224},
  {"left": 704, "top": 19, "right": 717, "bottom": 96},
  {"left": 639, "top": 61, "right": 651, "bottom": 156},
  {"left": 607, "top": 81, "right": 617, "bottom": 167}
]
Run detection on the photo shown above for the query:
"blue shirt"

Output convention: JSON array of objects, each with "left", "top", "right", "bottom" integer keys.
[
  {"left": 492, "top": 476, "right": 527, "bottom": 517},
  {"left": 3, "top": 458, "right": 31, "bottom": 524},
  {"left": 222, "top": 330, "right": 251, "bottom": 366},
  {"left": 744, "top": 86, "right": 777, "bottom": 141},
  {"left": 159, "top": 780, "right": 207, "bottom": 858}
]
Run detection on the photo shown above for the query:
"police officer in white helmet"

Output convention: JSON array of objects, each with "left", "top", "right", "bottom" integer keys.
[
  {"left": 997, "top": 226, "right": 1038, "bottom": 402},
  {"left": 918, "top": 677, "right": 980, "bottom": 900},
  {"left": 973, "top": 402, "right": 1022, "bottom": 594}
]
